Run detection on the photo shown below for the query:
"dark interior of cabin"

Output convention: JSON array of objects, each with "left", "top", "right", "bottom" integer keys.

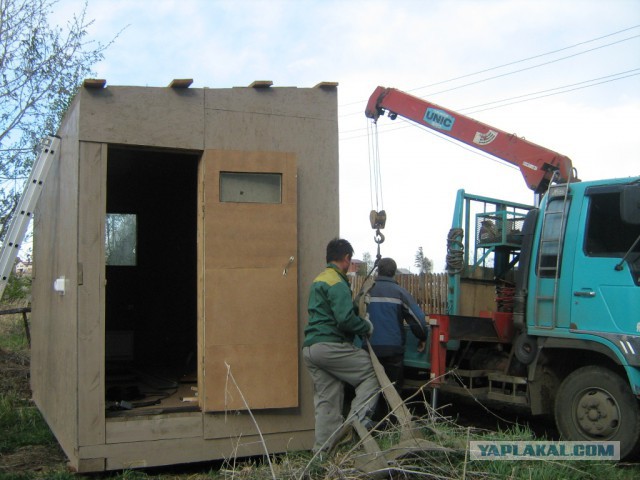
[{"left": 104, "top": 146, "right": 199, "bottom": 414}]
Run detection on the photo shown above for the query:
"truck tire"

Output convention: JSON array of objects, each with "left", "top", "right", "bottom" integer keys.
[{"left": 555, "top": 365, "right": 640, "bottom": 459}]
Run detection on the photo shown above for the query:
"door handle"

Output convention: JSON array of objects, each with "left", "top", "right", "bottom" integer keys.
[
  {"left": 282, "top": 256, "right": 295, "bottom": 276},
  {"left": 574, "top": 290, "right": 596, "bottom": 298}
]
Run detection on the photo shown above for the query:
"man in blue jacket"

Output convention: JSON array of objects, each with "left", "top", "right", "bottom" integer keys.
[
  {"left": 302, "top": 238, "right": 379, "bottom": 453},
  {"left": 368, "top": 257, "right": 429, "bottom": 394}
]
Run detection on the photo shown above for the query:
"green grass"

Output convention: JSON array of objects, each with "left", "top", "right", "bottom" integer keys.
[
  {"left": 0, "top": 317, "right": 28, "bottom": 352},
  {"left": 0, "top": 273, "right": 31, "bottom": 352},
  {"left": 392, "top": 420, "right": 640, "bottom": 480},
  {"left": 0, "top": 394, "right": 54, "bottom": 454},
  {"left": 0, "top": 274, "right": 31, "bottom": 305}
]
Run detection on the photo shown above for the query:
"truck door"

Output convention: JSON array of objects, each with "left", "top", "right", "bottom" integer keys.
[
  {"left": 570, "top": 187, "right": 640, "bottom": 335},
  {"left": 199, "top": 149, "right": 298, "bottom": 412}
]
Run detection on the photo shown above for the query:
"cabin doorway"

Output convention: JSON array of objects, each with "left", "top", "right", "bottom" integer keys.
[{"left": 104, "top": 146, "right": 199, "bottom": 415}]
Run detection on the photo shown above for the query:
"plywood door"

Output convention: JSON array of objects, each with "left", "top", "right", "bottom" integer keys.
[{"left": 200, "top": 150, "right": 298, "bottom": 412}]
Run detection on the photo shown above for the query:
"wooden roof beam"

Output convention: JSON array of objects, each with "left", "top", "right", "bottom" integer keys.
[
  {"left": 169, "top": 78, "right": 193, "bottom": 88},
  {"left": 83, "top": 79, "right": 107, "bottom": 89},
  {"left": 249, "top": 80, "right": 273, "bottom": 88},
  {"left": 314, "top": 81, "right": 339, "bottom": 90}
]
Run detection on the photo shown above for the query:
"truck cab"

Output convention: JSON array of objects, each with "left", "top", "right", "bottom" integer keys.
[{"left": 524, "top": 178, "right": 640, "bottom": 458}]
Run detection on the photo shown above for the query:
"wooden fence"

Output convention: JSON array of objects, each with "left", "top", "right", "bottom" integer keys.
[{"left": 350, "top": 273, "right": 448, "bottom": 315}]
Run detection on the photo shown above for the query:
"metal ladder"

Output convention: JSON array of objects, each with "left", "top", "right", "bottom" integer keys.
[
  {"left": 0, "top": 136, "right": 61, "bottom": 300},
  {"left": 533, "top": 170, "right": 571, "bottom": 328}
]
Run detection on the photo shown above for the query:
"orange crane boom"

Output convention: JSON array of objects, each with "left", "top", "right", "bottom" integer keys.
[{"left": 365, "top": 86, "right": 578, "bottom": 193}]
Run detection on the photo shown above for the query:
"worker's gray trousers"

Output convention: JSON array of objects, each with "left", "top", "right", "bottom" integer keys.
[{"left": 302, "top": 342, "right": 380, "bottom": 452}]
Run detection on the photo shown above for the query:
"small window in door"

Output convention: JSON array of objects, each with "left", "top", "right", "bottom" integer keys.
[
  {"left": 105, "top": 213, "right": 137, "bottom": 266},
  {"left": 219, "top": 172, "right": 282, "bottom": 203}
]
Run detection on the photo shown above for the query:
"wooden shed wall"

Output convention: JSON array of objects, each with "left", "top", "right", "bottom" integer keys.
[
  {"left": 77, "top": 86, "right": 205, "bottom": 149},
  {"left": 31, "top": 84, "right": 339, "bottom": 471},
  {"left": 31, "top": 95, "right": 81, "bottom": 460}
]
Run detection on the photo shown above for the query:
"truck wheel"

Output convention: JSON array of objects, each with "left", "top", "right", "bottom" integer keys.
[{"left": 555, "top": 365, "right": 640, "bottom": 459}]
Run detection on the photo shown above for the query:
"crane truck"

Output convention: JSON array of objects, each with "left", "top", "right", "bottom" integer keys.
[{"left": 365, "top": 86, "right": 640, "bottom": 458}]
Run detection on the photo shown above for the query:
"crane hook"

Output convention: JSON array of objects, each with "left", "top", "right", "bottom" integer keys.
[{"left": 370, "top": 209, "right": 386, "bottom": 246}]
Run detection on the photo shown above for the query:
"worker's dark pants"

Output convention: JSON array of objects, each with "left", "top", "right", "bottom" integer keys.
[{"left": 374, "top": 353, "right": 404, "bottom": 421}]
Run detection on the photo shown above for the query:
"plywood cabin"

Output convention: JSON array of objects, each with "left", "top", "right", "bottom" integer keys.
[{"left": 30, "top": 80, "right": 339, "bottom": 472}]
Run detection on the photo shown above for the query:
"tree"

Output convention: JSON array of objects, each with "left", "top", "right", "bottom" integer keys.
[
  {"left": 414, "top": 246, "right": 433, "bottom": 274},
  {"left": 361, "top": 251, "right": 374, "bottom": 275},
  {"left": 0, "top": 0, "right": 113, "bottom": 241}
]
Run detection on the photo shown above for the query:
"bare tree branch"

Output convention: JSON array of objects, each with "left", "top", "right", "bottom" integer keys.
[{"left": 0, "top": 0, "right": 119, "bottom": 242}]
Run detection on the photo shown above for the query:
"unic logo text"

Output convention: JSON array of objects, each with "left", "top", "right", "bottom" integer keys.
[{"left": 423, "top": 108, "right": 455, "bottom": 131}]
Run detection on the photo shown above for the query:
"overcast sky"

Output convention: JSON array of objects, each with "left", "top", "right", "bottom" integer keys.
[{"left": 53, "top": 0, "right": 640, "bottom": 272}]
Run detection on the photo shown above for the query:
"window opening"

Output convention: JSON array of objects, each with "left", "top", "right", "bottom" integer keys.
[
  {"left": 220, "top": 172, "right": 282, "bottom": 203},
  {"left": 105, "top": 213, "right": 137, "bottom": 266}
]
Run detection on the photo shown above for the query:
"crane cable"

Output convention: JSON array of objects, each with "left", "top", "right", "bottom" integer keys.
[
  {"left": 367, "top": 120, "right": 386, "bottom": 270},
  {"left": 368, "top": 120, "right": 383, "bottom": 215}
]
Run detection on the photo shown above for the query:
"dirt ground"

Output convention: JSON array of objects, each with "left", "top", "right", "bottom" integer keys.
[
  {"left": 0, "top": 444, "right": 68, "bottom": 475},
  {"left": 0, "top": 346, "right": 69, "bottom": 475}
]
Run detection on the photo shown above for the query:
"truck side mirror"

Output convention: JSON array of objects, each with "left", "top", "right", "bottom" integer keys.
[{"left": 621, "top": 184, "right": 640, "bottom": 225}]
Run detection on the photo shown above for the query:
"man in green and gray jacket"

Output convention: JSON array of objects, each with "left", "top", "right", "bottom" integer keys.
[{"left": 302, "top": 238, "right": 380, "bottom": 453}]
